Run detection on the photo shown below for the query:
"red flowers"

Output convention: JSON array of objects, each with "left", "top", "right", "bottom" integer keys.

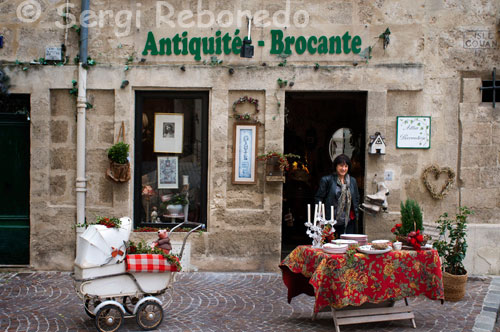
[
  {"left": 96, "top": 216, "right": 122, "bottom": 228},
  {"left": 391, "top": 223, "right": 402, "bottom": 236}
]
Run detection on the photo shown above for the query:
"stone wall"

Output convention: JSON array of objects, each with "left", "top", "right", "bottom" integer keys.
[{"left": 1, "top": 0, "right": 499, "bottom": 273}]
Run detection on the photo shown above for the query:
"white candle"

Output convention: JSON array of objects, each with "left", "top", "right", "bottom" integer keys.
[
  {"left": 307, "top": 204, "right": 311, "bottom": 223},
  {"left": 314, "top": 204, "right": 318, "bottom": 226},
  {"left": 322, "top": 204, "right": 326, "bottom": 220},
  {"left": 331, "top": 206, "right": 334, "bottom": 221}
]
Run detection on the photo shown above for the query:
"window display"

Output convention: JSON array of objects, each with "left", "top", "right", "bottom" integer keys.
[{"left": 135, "top": 92, "right": 208, "bottom": 227}]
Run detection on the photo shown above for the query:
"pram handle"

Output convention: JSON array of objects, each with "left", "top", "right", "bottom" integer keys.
[{"left": 168, "top": 221, "right": 205, "bottom": 260}]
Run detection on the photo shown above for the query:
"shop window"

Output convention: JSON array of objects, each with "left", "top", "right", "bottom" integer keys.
[{"left": 134, "top": 91, "right": 208, "bottom": 229}]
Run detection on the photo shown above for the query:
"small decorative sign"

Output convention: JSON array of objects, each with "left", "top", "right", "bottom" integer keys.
[
  {"left": 45, "top": 47, "right": 63, "bottom": 61},
  {"left": 396, "top": 116, "right": 431, "bottom": 149}
]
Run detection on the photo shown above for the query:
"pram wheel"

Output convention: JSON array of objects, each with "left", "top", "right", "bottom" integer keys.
[
  {"left": 95, "top": 304, "right": 123, "bottom": 332},
  {"left": 136, "top": 300, "right": 163, "bottom": 330},
  {"left": 122, "top": 296, "right": 140, "bottom": 314},
  {"left": 84, "top": 298, "right": 101, "bottom": 318}
]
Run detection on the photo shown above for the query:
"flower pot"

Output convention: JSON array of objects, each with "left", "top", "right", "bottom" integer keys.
[
  {"left": 166, "top": 204, "right": 183, "bottom": 216},
  {"left": 442, "top": 271, "right": 468, "bottom": 302},
  {"left": 106, "top": 161, "right": 131, "bottom": 182}
]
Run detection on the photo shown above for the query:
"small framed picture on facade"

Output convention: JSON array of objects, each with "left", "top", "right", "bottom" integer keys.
[
  {"left": 232, "top": 123, "right": 257, "bottom": 184},
  {"left": 157, "top": 156, "right": 178, "bottom": 189},
  {"left": 396, "top": 116, "right": 431, "bottom": 149},
  {"left": 154, "top": 113, "right": 184, "bottom": 153}
]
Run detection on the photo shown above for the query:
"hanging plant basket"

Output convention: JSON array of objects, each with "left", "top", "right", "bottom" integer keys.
[{"left": 106, "top": 122, "right": 131, "bottom": 183}]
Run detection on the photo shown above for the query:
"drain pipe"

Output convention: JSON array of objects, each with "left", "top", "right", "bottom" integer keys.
[{"left": 76, "top": 0, "right": 89, "bottom": 226}]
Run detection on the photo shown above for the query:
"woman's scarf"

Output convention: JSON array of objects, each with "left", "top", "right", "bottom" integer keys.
[{"left": 336, "top": 174, "right": 352, "bottom": 231}]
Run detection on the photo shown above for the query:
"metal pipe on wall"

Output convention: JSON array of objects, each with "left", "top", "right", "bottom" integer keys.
[{"left": 76, "top": 0, "right": 89, "bottom": 225}]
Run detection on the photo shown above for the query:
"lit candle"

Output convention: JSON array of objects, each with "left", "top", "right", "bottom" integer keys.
[{"left": 307, "top": 204, "right": 311, "bottom": 223}]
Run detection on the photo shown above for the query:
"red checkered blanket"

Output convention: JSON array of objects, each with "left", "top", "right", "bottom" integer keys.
[{"left": 126, "top": 254, "right": 178, "bottom": 273}]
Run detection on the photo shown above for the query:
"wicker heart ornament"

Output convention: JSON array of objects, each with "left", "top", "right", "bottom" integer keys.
[{"left": 422, "top": 165, "right": 455, "bottom": 199}]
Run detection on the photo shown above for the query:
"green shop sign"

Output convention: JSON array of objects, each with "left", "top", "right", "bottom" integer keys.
[{"left": 142, "top": 29, "right": 362, "bottom": 60}]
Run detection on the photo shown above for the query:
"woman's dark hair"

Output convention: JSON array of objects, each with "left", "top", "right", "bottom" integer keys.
[{"left": 332, "top": 154, "right": 352, "bottom": 173}]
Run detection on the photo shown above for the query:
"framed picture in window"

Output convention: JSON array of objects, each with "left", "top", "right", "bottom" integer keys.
[
  {"left": 154, "top": 113, "right": 184, "bottom": 153},
  {"left": 232, "top": 123, "right": 257, "bottom": 184},
  {"left": 158, "top": 156, "right": 178, "bottom": 189}
]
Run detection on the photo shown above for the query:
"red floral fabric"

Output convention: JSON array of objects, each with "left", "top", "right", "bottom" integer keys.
[
  {"left": 280, "top": 245, "right": 444, "bottom": 312},
  {"left": 126, "top": 254, "right": 178, "bottom": 273}
]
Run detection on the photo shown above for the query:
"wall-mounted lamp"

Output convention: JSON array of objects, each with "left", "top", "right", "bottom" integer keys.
[
  {"left": 240, "top": 17, "right": 254, "bottom": 58},
  {"left": 368, "top": 132, "right": 386, "bottom": 155}
]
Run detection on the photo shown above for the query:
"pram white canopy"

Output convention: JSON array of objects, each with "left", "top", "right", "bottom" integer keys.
[{"left": 74, "top": 217, "right": 132, "bottom": 269}]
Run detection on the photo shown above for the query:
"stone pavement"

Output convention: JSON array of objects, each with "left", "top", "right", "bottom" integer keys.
[{"left": 0, "top": 271, "right": 498, "bottom": 332}]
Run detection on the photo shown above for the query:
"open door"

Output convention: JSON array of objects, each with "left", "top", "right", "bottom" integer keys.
[{"left": 282, "top": 92, "right": 366, "bottom": 258}]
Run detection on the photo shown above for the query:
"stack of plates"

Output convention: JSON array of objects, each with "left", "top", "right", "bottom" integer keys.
[
  {"left": 322, "top": 243, "right": 348, "bottom": 254},
  {"left": 331, "top": 239, "right": 358, "bottom": 248},
  {"left": 340, "top": 234, "right": 368, "bottom": 246}
]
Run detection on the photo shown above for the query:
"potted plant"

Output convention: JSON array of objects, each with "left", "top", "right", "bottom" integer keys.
[
  {"left": 433, "top": 206, "right": 472, "bottom": 301},
  {"left": 106, "top": 141, "right": 131, "bottom": 182},
  {"left": 391, "top": 199, "right": 430, "bottom": 250},
  {"left": 162, "top": 193, "right": 188, "bottom": 216}
]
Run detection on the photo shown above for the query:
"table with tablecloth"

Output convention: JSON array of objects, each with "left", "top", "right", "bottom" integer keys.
[{"left": 280, "top": 245, "right": 444, "bottom": 314}]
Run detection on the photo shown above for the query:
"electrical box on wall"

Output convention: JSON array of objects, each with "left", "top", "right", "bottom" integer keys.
[{"left": 368, "top": 132, "right": 386, "bottom": 155}]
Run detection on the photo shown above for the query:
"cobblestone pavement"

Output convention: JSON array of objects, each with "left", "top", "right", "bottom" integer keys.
[{"left": 0, "top": 272, "right": 492, "bottom": 332}]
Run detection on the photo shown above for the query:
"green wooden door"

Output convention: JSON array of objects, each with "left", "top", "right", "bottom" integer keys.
[{"left": 0, "top": 114, "right": 30, "bottom": 265}]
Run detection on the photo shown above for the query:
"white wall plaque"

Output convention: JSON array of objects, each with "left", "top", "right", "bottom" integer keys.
[
  {"left": 396, "top": 116, "right": 431, "bottom": 149},
  {"left": 45, "top": 47, "right": 62, "bottom": 61}
]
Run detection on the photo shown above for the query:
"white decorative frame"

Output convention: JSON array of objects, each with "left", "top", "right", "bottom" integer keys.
[
  {"left": 232, "top": 123, "right": 257, "bottom": 184},
  {"left": 157, "top": 156, "right": 178, "bottom": 189},
  {"left": 154, "top": 113, "right": 184, "bottom": 153},
  {"left": 396, "top": 116, "right": 431, "bottom": 149}
]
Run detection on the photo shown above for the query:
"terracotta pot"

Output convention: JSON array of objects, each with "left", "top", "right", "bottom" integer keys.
[{"left": 442, "top": 271, "right": 468, "bottom": 302}]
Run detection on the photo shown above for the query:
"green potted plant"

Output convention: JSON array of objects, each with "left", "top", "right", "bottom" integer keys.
[
  {"left": 391, "top": 199, "right": 430, "bottom": 250},
  {"left": 433, "top": 206, "right": 472, "bottom": 301},
  {"left": 106, "top": 141, "right": 131, "bottom": 182},
  {"left": 162, "top": 193, "right": 188, "bottom": 216}
]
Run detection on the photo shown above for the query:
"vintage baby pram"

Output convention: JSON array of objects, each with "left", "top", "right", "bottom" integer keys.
[{"left": 72, "top": 218, "right": 203, "bottom": 332}]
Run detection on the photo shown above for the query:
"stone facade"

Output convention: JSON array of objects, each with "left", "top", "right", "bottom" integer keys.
[{"left": 0, "top": 0, "right": 499, "bottom": 273}]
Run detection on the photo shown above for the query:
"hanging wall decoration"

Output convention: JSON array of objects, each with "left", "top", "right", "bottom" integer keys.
[
  {"left": 422, "top": 165, "right": 456, "bottom": 199},
  {"left": 232, "top": 96, "right": 261, "bottom": 123},
  {"left": 232, "top": 123, "right": 258, "bottom": 184}
]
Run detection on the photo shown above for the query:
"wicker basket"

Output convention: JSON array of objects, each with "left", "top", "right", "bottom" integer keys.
[
  {"left": 396, "top": 234, "right": 431, "bottom": 248},
  {"left": 442, "top": 271, "right": 467, "bottom": 302}
]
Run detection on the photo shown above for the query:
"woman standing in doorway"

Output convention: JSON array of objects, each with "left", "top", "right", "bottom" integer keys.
[{"left": 314, "top": 154, "right": 360, "bottom": 235}]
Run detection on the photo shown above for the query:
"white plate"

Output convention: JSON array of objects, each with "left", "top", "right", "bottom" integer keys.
[
  {"left": 421, "top": 244, "right": 433, "bottom": 250},
  {"left": 341, "top": 234, "right": 367, "bottom": 239},
  {"left": 357, "top": 245, "right": 392, "bottom": 255},
  {"left": 331, "top": 239, "right": 358, "bottom": 245}
]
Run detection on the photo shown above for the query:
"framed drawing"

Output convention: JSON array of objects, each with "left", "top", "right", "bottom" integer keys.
[
  {"left": 232, "top": 123, "right": 258, "bottom": 184},
  {"left": 157, "top": 156, "right": 178, "bottom": 189},
  {"left": 154, "top": 113, "right": 184, "bottom": 153},
  {"left": 396, "top": 116, "right": 431, "bottom": 149}
]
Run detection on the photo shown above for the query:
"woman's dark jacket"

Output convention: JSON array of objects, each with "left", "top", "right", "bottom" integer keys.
[{"left": 314, "top": 174, "right": 360, "bottom": 224}]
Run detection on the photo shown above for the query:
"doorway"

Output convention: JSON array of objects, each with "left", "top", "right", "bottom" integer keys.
[
  {"left": 0, "top": 94, "right": 30, "bottom": 265},
  {"left": 282, "top": 92, "right": 366, "bottom": 257}
]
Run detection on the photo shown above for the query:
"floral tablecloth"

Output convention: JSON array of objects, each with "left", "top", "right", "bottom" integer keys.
[{"left": 279, "top": 245, "right": 444, "bottom": 313}]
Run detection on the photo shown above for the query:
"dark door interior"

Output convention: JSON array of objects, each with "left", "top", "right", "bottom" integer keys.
[
  {"left": 282, "top": 91, "right": 366, "bottom": 258},
  {"left": 0, "top": 94, "right": 30, "bottom": 265}
]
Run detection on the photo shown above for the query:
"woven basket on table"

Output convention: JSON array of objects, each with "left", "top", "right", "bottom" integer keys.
[{"left": 396, "top": 234, "right": 431, "bottom": 247}]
